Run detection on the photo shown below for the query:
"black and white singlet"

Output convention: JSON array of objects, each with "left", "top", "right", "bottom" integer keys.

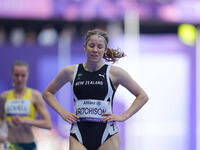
[{"left": 70, "top": 64, "right": 119, "bottom": 150}]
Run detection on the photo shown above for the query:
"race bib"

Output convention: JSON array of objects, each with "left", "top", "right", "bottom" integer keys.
[
  {"left": 76, "top": 99, "right": 107, "bottom": 122},
  {"left": 5, "top": 99, "right": 30, "bottom": 116}
]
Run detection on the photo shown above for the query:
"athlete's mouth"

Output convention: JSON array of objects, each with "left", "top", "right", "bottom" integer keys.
[{"left": 91, "top": 55, "right": 98, "bottom": 57}]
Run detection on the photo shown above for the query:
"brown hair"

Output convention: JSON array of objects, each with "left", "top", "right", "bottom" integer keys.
[
  {"left": 85, "top": 29, "right": 125, "bottom": 63},
  {"left": 11, "top": 60, "right": 29, "bottom": 73}
]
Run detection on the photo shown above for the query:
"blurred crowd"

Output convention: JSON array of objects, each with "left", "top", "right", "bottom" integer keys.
[{"left": 0, "top": 20, "right": 115, "bottom": 47}]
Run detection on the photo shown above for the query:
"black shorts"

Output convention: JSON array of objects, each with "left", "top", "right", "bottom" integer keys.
[{"left": 70, "top": 121, "right": 118, "bottom": 150}]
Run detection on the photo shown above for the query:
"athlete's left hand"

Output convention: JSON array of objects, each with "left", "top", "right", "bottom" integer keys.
[{"left": 102, "top": 113, "right": 126, "bottom": 122}]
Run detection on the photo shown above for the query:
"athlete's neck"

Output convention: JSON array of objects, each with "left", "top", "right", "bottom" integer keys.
[
  {"left": 83, "top": 61, "right": 104, "bottom": 72},
  {"left": 14, "top": 87, "right": 27, "bottom": 94}
]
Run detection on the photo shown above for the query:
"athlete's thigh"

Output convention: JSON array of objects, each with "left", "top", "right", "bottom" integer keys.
[
  {"left": 98, "top": 133, "right": 121, "bottom": 150},
  {"left": 69, "top": 136, "right": 87, "bottom": 150}
]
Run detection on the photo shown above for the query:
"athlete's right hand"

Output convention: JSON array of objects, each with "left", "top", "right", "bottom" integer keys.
[
  {"left": 60, "top": 111, "right": 79, "bottom": 124},
  {"left": 11, "top": 116, "right": 21, "bottom": 126}
]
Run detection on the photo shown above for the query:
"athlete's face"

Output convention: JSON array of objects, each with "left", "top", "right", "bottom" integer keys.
[
  {"left": 11, "top": 66, "right": 28, "bottom": 90},
  {"left": 84, "top": 35, "right": 107, "bottom": 62}
]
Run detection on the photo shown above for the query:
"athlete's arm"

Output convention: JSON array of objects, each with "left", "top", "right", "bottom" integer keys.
[
  {"left": 0, "top": 92, "right": 7, "bottom": 121},
  {"left": 102, "top": 66, "right": 148, "bottom": 122},
  {"left": 42, "top": 65, "right": 78, "bottom": 124},
  {"left": 0, "top": 92, "right": 8, "bottom": 142},
  {"left": 11, "top": 90, "right": 52, "bottom": 129}
]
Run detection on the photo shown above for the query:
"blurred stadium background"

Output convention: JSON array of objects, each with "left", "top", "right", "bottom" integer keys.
[{"left": 0, "top": 0, "right": 199, "bottom": 150}]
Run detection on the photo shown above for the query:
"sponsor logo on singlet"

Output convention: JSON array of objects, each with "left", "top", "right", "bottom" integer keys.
[
  {"left": 5, "top": 99, "right": 30, "bottom": 116},
  {"left": 98, "top": 73, "right": 105, "bottom": 78}
]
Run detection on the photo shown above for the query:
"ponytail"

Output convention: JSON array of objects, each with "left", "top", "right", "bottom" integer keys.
[{"left": 103, "top": 48, "right": 125, "bottom": 63}]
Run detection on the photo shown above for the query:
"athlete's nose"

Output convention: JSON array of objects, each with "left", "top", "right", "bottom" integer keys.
[
  {"left": 17, "top": 76, "right": 23, "bottom": 82},
  {"left": 92, "top": 46, "right": 98, "bottom": 52}
]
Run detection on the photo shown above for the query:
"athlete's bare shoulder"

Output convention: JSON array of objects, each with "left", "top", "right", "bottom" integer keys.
[
  {"left": 30, "top": 88, "right": 44, "bottom": 105},
  {"left": 31, "top": 88, "right": 42, "bottom": 97},
  {"left": 110, "top": 65, "right": 126, "bottom": 76},
  {"left": 45, "top": 64, "right": 76, "bottom": 87},
  {"left": 59, "top": 64, "right": 77, "bottom": 82},
  {"left": 62, "top": 64, "right": 77, "bottom": 73},
  {"left": 110, "top": 65, "right": 133, "bottom": 88},
  {"left": 109, "top": 65, "right": 125, "bottom": 89}
]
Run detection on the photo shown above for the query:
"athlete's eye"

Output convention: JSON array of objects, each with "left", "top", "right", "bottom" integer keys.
[
  {"left": 88, "top": 43, "right": 95, "bottom": 48},
  {"left": 97, "top": 44, "right": 104, "bottom": 49},
  {"left": 14, "top": 73, "right": 26, "bottom": 77}
]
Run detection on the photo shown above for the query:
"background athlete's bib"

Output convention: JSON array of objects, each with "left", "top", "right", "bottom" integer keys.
[{"left": 5, "top": 99, "right": 30, "bottom": 116}]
